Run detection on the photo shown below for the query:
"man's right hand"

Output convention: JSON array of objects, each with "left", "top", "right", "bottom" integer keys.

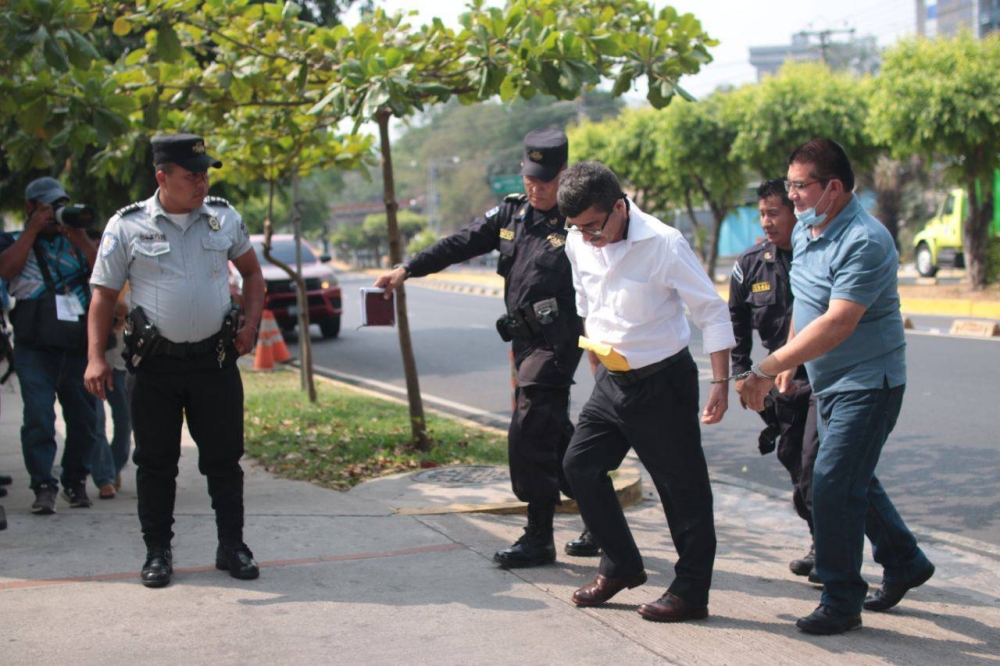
[
  {"left": 373, "top": 267, "right": 407, "bottom": 298},
  {"left": 25, "top": 203, "right": 55, "bottom": 237},
  {"left": 84, "top": 357, "right": 114, "bottom": 401}
]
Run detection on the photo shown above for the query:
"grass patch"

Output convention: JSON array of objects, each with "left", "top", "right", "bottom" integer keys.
[{"left": 242, "top": 368, "right": 507, "bottom": 490}]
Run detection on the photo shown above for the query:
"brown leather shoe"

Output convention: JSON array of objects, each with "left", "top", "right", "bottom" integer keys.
[
  {"left": 572, "top": 572, "right": 647, "bottom": 607},
  {"left": 638, "top": 592, "right": 709, "bottom": 622}
]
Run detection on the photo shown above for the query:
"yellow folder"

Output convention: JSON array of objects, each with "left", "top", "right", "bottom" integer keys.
[{"left": 578, "top": 336, "right": 631, "bottom": 372}]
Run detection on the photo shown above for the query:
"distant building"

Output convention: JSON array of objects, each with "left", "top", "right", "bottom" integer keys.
[
  {"left": 748, "top": 31, "right": 880, "bottom": 80},
  {"left": 917, "top": 0, "right": 1000, "bottom": 38}
]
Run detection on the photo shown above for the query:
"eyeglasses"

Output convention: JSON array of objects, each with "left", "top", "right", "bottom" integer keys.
[
  {"left": 568, "top": 206, "right": 616, "bottom": 238},
  {"left": 783, "top": 178, "right": 823, "bottom": 193}
]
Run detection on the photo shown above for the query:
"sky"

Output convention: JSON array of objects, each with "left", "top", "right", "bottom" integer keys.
[{"left": 347, "top": 0, "right": 918, "bottom": 99}]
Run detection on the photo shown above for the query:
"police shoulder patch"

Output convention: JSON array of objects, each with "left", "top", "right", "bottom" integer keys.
[
  {"left": 205, "top": 195, "right": 231, "bottom": 208},
  {"left": 503, "top": 193, "right": 527, "bottom": 204},
  {"left": 99, "top": 232, "right": 120, "bottom": 258},
  {"left": 114, "top": 202, "right": 143, "bottom": 218},
  {"left": 485, "top": 205, "right": 500, "bottom": 219},
  {"left": 731, "top": 261, "right": 744, "bottom": 284}
]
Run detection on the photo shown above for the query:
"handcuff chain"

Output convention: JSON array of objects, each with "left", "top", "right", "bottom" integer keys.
[{"left": 710, "top": 370, "right": 753, "bottom": 384}]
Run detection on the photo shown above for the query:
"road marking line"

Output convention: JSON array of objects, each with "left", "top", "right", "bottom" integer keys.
[
  {"left": 0, "top": 543, "right": 464, "bottom": 592},
  {"left": 312, "top": 365, "right": 510, "bottom": 422}
]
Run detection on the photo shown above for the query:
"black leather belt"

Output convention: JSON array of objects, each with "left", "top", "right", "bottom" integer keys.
[
  {"left": 155, "top": 331, "right": 224, "bottom": 359},
  {"left": 607, "top": 348, "right": 688, "bottom": 387}
]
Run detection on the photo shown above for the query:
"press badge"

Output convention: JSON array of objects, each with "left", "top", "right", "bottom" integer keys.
[{"left": 55, "top": 294, "right": 84, "bottom": 321}]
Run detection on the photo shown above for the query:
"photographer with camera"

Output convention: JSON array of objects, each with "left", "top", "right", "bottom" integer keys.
[{"left": 0, "top": 177, "right": 100, "bottom": 514}]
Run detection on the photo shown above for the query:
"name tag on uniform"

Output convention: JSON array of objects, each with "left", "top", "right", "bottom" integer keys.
[
  {"left": 751, "top": 281, "right": 771, "bottom": 293},
  {"left": 499, "top": 229, "right": 514, "bottom": 240}
]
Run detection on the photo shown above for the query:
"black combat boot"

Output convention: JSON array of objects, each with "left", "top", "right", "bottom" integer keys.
[
  {"left": 493, "top": 503, "right": 556, "bottom": 569},
  {"left": 564, "top": 527, "right": 601, "bottom": 557},
  {"left": 790, "top": 542, "right": 815, "bottom": 577}
]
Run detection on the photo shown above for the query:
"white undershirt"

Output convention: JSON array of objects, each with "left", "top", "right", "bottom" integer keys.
[{"left": 162, "top": 211, "right": 196, "bottom": 230}]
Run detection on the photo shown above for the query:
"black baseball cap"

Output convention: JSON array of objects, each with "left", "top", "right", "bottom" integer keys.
[
  {"left": 520, "top": 128, "right": 568, "bottom": 182},
  {"left": 151, "top": 133, "right": 223, "bottom": 172}
]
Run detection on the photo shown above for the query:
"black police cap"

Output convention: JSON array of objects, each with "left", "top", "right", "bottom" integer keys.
[
  {"left": 151, "top": 133, "right": 223, "bottom": 173},
  {"left": 520, "top": 128, "right": 568, "bottom": 182}
]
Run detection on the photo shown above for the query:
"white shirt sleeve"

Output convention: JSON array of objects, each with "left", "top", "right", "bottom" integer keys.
[
  {"left": 664, "top": 234, "right": 736, "bottom": 355},
  {"left": 90, "top": 217, "right": 130, "bottom": 292}
]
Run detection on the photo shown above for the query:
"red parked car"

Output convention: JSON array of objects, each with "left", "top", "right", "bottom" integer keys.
[{"left": 232, "top": 234, "right": 343, "bottom": 338}]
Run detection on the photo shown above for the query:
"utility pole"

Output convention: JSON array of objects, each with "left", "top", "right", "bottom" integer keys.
[{"left": 796, "top": 27, "right": 856, "bottom": 65}]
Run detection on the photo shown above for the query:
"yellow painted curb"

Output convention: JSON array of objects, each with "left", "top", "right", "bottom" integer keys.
[
  {"left": 900, "top": 298, "right": 1000, "bottom": 320},
  {"left": 392, "top": 462, "right": 643, "bottom": 516}
]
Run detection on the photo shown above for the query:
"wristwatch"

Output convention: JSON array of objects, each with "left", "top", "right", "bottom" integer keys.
[
  {"left": 393, "top": 263, "right": 411, "bottom": 278},
  {"left": 751, "top": 362, "right": 777, "bottom": 380}
]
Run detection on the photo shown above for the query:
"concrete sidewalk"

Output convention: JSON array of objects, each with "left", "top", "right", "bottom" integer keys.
[{"left": 1, "top": 379, "right": 999, "bottom": 664}]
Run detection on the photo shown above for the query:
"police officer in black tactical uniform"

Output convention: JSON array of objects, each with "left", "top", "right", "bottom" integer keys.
[
  {"left": 375, "top": 128, "right": 597, "bottom": 568},
  {"left": 729, "top": 178, "right": 819, "bottom": 578},
  {"left": 85, "top": 133, "right": 265, "bottom": 588}
]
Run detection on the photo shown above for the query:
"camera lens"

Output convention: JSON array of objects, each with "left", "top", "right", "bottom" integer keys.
[{"left": 54, "top": 204, "right": 96, "bottom": 229}]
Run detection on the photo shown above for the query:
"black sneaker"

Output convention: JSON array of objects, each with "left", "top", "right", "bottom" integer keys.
[
  {"left": 31, "top": 483, "right": 57, "bottom": 514},
  {"left": 62, "top": 483, "right": 92, "bottom": 508}
]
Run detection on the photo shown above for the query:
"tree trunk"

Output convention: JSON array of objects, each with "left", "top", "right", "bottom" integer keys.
[
  {"left": 964, "top": 175, "right": 993, "bottom": 290},
  {"left": 262, "top": 179, "right": 316, "bottom": 402},
  {"left": 377, "top": 108, "right": 431, "bottom": 452},
  {"left": 291, "top": 172, "right": 317, "bottom": 402}
]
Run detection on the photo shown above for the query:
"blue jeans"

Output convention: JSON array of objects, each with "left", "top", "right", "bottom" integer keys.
[
  {"left": 90, "top": 369, "right": 132, "bottom": 485},
  {"left": 813, "top": 382, "right": 932, "bottom": 615},
  {"left": 15, "top": 345, "right": 98, "bottom": 490}
]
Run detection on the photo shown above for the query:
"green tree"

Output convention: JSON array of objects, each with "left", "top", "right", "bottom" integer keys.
[
  {"left": 652, "top": 93, "right": 747, "bottom": 279},
  {"left": 868, "top": 34, "right": 1000, "bottom": 289},
  {"left": 314, "top": 0, "right": 715, "bottom": 449},
  {"left": 728, "top": 62, "right": 877, "bottom": 182}
]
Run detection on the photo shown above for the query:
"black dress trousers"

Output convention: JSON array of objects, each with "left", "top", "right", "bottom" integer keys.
[{"left": 563, "top": 349, "right": 717, "bottom": 607}]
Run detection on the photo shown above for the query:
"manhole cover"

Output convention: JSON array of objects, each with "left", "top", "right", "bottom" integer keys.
[{"left": 411, "top": 465, "right": 510, "bottom": 486}]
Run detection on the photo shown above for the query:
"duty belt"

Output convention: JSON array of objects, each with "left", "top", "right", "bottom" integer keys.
[
  {"left": 607, "top": 348, "right": 688, "bottom": 387},
  {"left": 155, "top": 331, "right": 225, "bottom": 360}
]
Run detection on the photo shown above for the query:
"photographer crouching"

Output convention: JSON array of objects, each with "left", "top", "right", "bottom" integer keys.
[{"left": 0, "top": 177, "right": 100, "bottom": 514}]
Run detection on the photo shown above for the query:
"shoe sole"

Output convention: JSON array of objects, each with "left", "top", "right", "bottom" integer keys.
[
  {"left": 215, "top": 561, "right": 260, "bottom": 580},
  {"left": 61, "top": 492, "right": 92, "bottom": 508},
  {"left": 31, "top": 506, "right": 56, "bottom": 515},
  {"left": 796, "top": 618, "right": 862, "bottom": 635},
  {"left": 638, "top": 607, "right": 709, "bottom": 622},
  {"left": 492, "top": 556, "right": 556, "bottom": 569},
  {"left": 141, "top": 576, "right": 171, "bottom": 589},
  {"left": 564, "top": 546, "right": 602, "bottom": 557},
  {"left": 863, "top": 564, "right": 935, "bottom": 612},
  {"left": 573, "top": 574, "right": 648, "bottom": 607}
]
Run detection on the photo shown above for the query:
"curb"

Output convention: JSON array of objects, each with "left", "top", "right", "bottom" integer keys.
[
  {"left": 392, "top": 460, "right": 643, "bottom": 516},
  {"left": 296, "top": 369, "right": 643, "bottom": 517}
]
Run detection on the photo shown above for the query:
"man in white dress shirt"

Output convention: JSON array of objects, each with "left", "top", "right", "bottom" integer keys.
[{"left": 557, "top": 162, "right": 735, "bottom": 623}]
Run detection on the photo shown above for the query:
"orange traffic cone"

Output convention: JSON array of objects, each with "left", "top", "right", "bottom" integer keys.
[
  {"left": 265, "top": 311, "right": 292, "bottom": 363},
  {"left": 253, "top": 332, "right": 275, "bottom": 370}
]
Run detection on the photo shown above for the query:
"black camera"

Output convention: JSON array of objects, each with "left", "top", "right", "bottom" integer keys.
[{"left": 54, "top": 203, "right": 96, "bottom": 229}]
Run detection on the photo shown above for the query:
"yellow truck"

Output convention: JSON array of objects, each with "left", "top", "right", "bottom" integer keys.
[{"left": 914, "top": 171, "right": 1000, "bottom": 278}]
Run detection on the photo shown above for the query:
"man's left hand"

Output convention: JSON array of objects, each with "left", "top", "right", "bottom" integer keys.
[{"left": 701, "top": 383, "right": 729, "bottom": 424}]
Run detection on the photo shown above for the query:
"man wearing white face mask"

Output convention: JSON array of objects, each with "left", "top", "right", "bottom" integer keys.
[{"left": 741, "top": 139, "right": 934, "bottom": 636}]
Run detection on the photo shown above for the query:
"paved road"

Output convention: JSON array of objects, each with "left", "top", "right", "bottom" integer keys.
[{"left": 291, "top": 273, "right": 1000, "bottom": 549}]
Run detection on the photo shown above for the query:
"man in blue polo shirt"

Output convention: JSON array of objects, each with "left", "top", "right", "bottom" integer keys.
[{"left": 741, "top": 139, "right": 934, "bottom": 635}]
